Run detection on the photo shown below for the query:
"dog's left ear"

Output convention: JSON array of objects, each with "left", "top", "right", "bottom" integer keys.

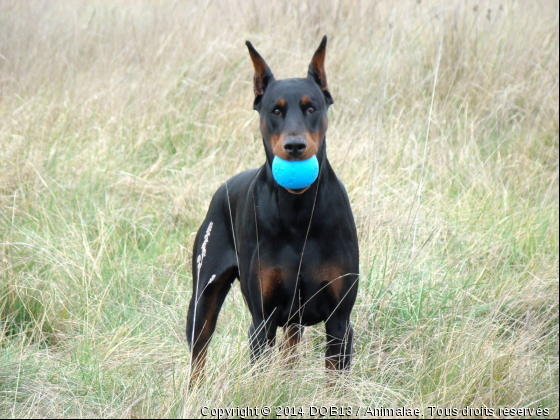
[{"left": 308, "top": 35, "right": 334, "bottom": 106}]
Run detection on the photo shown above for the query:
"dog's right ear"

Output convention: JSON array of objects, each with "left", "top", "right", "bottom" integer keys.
[{"left": 246, "top": 41, "right": 275, "bottom": 110}]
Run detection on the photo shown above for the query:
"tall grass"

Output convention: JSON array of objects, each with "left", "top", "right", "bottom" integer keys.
[{"left": 1, "top": 0, "right": 558, "bottom": 418}]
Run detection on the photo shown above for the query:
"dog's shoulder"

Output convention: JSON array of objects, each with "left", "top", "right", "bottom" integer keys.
[
  {"left": 205, "top": 168, "right": 261, "bottom": 212},
  {"left": 223, "top": 168, "right": 260, "bottom": 193}
]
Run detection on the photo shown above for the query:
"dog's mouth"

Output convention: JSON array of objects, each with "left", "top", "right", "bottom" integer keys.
[
  {"left": 285, "top": 186, "right": 312, "bottom": 195},
  {"left": 271, "top": 155, "right": 319, "bottom": 192}
]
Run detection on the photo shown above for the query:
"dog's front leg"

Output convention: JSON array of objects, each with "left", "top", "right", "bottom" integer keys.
[
  {"left": 325, "top": 317, "right": 354, "bottom": 372},
  {"left": 248, "top": 314, "right": 278, "bottom": 364}
]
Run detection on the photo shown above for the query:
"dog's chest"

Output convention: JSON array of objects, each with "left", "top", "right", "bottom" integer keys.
[{"left": 254, "top": 243, "right": 350, "bottom": 324}]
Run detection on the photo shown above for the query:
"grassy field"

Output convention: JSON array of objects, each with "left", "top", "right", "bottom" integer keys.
[{"left": 1, "top": 0, "right": 558, "bottom": 418}]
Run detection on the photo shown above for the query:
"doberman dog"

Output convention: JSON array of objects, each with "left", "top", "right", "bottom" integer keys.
[{"left": 186, "top": 36, "right": 359, "bottom": 382}]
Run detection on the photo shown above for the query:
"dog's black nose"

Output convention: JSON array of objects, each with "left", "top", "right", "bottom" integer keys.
[{"left": 283, "top": 136, "right": 307, "bottom": 158}]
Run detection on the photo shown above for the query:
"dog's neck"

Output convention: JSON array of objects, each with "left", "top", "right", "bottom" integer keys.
[{"left": 256, "top": 143, "right": 334, "bottom": 234}]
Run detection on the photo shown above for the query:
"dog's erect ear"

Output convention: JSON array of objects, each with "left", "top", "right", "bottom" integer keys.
[
  {"left": 307, "top": 35, "right": 334, "bottom": 106},
  {"left": 246, "top": 41, "right": 275, "bottom": 110}
]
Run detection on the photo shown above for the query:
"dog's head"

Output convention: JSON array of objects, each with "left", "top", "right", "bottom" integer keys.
[{"left": 246, "top": 37, "right": 333, "bottom": 166}]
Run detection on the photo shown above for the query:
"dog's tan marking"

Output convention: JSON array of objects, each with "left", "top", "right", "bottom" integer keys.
[
  {"left": 281, "top": 325, "right": 303, "bottom": 365},
  {"left": 316, "top": 262, "right": 347, "bottom": 300},
  {"left": 285, "top": 185, "right": 312, "bottom": 195},
  {"left": 258, "top": 266, "right": 285, "bottom": 300},
  {"left": 270, "top": 133, "right": 288, "bottom": 159},
  {"left": 301, "top": 130, "right": 321, "bottom": 160}
]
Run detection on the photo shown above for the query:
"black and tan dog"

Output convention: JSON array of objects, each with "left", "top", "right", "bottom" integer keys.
[{"left": 186, "top": 36, "right": 359, "bottom": 381}]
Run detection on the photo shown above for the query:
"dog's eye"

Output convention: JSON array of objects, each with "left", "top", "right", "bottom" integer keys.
[
  {"left": 273, "top": 109, "right": 281, "bottom": 116},
  {"left": 307, "top": 107, "right": 316, "bottom": 114}
]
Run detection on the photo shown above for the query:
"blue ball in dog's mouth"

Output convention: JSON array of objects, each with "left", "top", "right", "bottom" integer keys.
[{"left": 272, "top": 155, "right": 319, "bottom": 189}]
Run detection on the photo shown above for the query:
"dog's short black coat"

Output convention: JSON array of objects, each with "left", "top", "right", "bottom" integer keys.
[{"left": 186, "top": 36, "right": 359, "bottom": 381}]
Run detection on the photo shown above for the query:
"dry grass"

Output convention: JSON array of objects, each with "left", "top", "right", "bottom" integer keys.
[{"left": 1, "top": 0, "right": 558, "bottom": 418}]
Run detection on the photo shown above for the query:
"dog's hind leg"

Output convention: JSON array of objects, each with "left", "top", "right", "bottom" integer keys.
[
  {"left": 186, "top": 267, "right": 236, "bottom": 385},
  {"left": 186, "top": 216, "right": 238, "bottom": 385}
]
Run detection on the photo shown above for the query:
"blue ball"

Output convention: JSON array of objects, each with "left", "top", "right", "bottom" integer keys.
[{"left": 272, "top": 155, "right": 319, "bottom": 189}]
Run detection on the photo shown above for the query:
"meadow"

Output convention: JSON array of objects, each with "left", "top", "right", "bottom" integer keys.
[{"left": 1, "top": 0, "right": 558, "bottom": 418}]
